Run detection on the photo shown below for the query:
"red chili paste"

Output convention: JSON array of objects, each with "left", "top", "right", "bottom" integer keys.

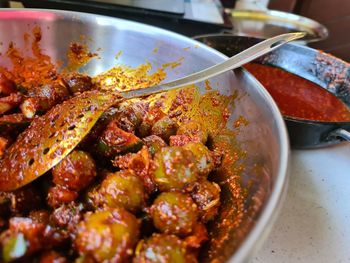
[{"left": 244, "top": 63, "right": 350, "bottom": 122}]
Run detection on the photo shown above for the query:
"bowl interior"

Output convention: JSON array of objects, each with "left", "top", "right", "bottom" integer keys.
[{"left": 0, "top": 10, "right": 289, "bottom": 262}]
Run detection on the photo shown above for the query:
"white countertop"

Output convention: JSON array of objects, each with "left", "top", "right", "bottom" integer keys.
[{"left": 252, "top": 143, "right": 350, "bottom": 263}]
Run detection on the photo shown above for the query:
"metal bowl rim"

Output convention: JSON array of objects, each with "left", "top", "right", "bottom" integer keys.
[
  {"left": 230, "top": 9, "right": 329, "bottom": 43},
  {"left": 228, "top": 68, "right": 290, "bottom": 262}
]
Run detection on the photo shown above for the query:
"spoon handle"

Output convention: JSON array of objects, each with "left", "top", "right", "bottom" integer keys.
[{"left": 121, "top": 32, "right": 305, "bottom": 99}]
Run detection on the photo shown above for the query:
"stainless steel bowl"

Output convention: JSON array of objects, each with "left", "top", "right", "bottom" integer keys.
[{"left": 0, "top": 9, "right": 289, "bottom": 262}]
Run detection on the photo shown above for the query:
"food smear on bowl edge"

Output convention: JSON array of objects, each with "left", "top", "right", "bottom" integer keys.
[
  {"left": 0, "top": 27, "right": 263, "bottom": 263},
  {"left": 244, "top": 63, "right": 350, "bottom": 122}
]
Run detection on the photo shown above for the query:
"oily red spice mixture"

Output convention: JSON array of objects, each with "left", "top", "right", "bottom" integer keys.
[
  {"left": 0, "top": 27, "right": 58, "bottom": 90},
  {"left": 93, "top": 62, "right": 166, "bottom": 92},
  {"left": 244, "top": 63, "right": 350, "bottom": 122},
  {"left": 0, "top": 27, "right": 253, "bottom": 263},
  {"left": 66, "top": 42, "right": 98, "bottom": 71},
  {"left": 0, "top": 27, "right": 98, "bottom": 90}
]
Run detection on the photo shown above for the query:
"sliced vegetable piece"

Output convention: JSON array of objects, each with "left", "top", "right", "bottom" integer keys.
[
  {"left": 6, "top": 216, "right": 68, "bottom": 256},
  {"left": 0, "top": 102, "right": 12, "bottom": 115},
  {"left": 190, "top": 180, "right": 221, "bottom": 222},
  {"left": 112, "top": 146, "right": 155, "bottom": 193},
  {"left": 2, "top": 233, "right": 27, "bottom": 262},
  {"left": 137, "top": 107, "right": 166, "bottom": 138},
  {"left": 0, "top": 114, "right": 30, "bottom": 129},
  {"left": 19, "top": 98, "right": 42, "bottom": 118},
  {"left": 142, "top": 135, "right": 167, "bottom": 156},
  {"left": 97, "top": 121, "right": 143, "bottom": 157},
  {"left": 0, "top": 75, "right": 16, "bottom": 96},
  {"left": 0, "top": 93, "right": 23, "bottom": 115},
  {"left": 115, "top": 101, "right": 146, "bottom": 133},
  {"left": 0, "top": 137, "right": 8, "bottom": 158},
  {"left": 21, "top": 82, "right": 70, "bottom": 118}
]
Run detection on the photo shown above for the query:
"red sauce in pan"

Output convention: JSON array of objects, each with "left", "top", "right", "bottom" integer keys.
[{"left": 244, "top": 63, "right": 350, "bottom": 122}]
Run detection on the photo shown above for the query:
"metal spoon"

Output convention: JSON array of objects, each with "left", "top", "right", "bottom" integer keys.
[
  {"left": 0, "top": 32, "right": 305, "bottom": 191},
  {"left": 122, "top": 32, "right": 305, "bottom": 99}
]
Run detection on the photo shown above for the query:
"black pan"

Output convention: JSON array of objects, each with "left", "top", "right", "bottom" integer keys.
[{"left": 193, "top": 34, "right": 350, "bottom": 149}]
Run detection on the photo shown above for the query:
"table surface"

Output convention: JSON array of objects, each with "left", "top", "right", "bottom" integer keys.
[{"left": 252, "top": 143, "right": 350, "bottom": 263}]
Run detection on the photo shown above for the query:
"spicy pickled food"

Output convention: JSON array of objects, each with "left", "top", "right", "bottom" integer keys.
[{"left": 0, "top": 28, "right": 247, "bottom": 262}]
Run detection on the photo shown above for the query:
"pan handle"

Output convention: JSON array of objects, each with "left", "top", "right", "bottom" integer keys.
[{"left": 328, "top": 128, "right": 350, "bottom": 142}]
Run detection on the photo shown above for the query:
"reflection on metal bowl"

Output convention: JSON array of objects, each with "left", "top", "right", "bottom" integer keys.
[{"left": 0, "top": 10, "right": 289, "bottom": 262}]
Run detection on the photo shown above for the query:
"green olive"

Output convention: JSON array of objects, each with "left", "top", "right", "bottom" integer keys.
[
  {"left": 62, "top": 72, "right": 93, "bottom": 94},
  {"left": 151, "top": 192, "right": 198, "bottom": 236},
  {"left": 75, "top": 208, "right": 139, "bottom": 262},
  {"left": 52, "top": 150, "right": 96, "bottom": 192},
  {"left": 177, "top": 121, "right": 208, "bottom": 144},
  {"left": 153, "top": 147, "right": 200, "bottom": 191},
  {"left": 151, "top": 117, "right": 178, "bottom": 142},
  {"left": 190, "top": 180, "right": 221, "bottom": 222},
  {"left": 92, "top": 170, "right": 147, "bottom": 213},
  {"left": 183, "top": 142, "right": 215, "bottom": 177},
  {"left": 137, "top": 120, "right": 153, "bottom": 138},
  {"left": 133, "top": 234, "right": 197, "bottom": 263},
  {"left": 115, "top": 101, "right": 146, "bottom": 133}
]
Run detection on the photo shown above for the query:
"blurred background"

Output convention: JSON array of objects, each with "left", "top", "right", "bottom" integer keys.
[
  {"left": 1, "top": 0, "right": 349, "bottom": 61},
  {"left": 268, "top": 0, "right": 350, "bottom": 62}
]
